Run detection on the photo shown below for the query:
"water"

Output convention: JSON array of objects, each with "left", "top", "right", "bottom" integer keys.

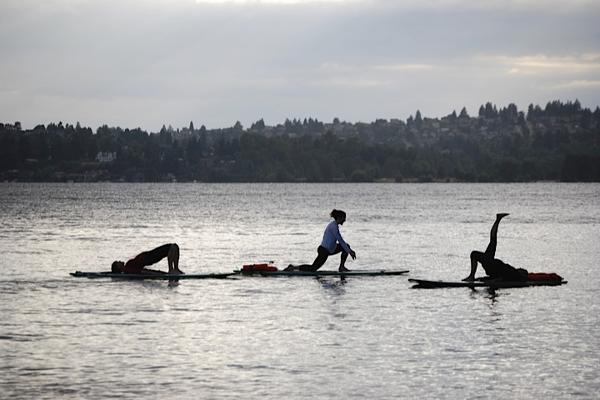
[{"left": 0, "top": 183, "right": 599, "bottom": 399}]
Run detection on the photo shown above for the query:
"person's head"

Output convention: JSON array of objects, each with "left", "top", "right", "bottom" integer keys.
[
  {"left": 330, "top": 209, "right": 347, "bottom": 224},
  {"left": 111, "top": 261, "right": 125, "bottom": 273}
]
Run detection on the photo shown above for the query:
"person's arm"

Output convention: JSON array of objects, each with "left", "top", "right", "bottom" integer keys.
[{"left": 333, "top": 224, "right": 356, "bottom": 258}]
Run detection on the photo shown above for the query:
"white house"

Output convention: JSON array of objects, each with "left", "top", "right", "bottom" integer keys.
[{"left": 96, "top": 152, "right": 117, "bottom": 163}]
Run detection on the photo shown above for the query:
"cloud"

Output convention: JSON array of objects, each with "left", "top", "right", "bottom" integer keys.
[
  {"left": 373, "top": 0, "right": 598, "bottom": 11},
  {"left": 479, "top": 54, "right": 600, "bottom": 76},
  {"left": 372, "top": 64, "right": 435, "bottom": 71},
  {"left": 194, "top": 0, "right": 355, "bottom": 3},
  {"left": 318, "top": 62, "right": 435, "bottom": 72},
  {"left": 1, "top": 0, "right": 599, "bottom": 129},
  {"left": 312, "top": 77, "right": 393, "bottom": 88},
  {"left": 550, "top": 80, "right": 600, "bottom": 89},
  {"left": 190, "top": 0, "right": 599, "bottom": 9}
]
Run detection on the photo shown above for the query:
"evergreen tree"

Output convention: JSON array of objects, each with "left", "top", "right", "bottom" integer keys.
[
  {"left": 459, "top": 107, "right": 469, "bottom": 119},
  {"left": 251, "top": 118, "right": 266, "bottom": 130},
  {"left": 415, "top": 110, "right": 423, "bottom": 127}
]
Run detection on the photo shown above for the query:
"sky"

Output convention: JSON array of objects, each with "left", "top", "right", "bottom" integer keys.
[{"left": 1, "top": 0, "right": 599, "bottom": 131}]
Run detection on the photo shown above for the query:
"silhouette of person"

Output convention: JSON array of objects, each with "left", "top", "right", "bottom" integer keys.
[
  {"left": 463, "top": 214, "right": 528, "bottom": 282},
  {"left": 111, "top": 243, "right": 183, "bottom": 275},
  {"left": 286, "top": 209, "right": 357, "bottom": 272}
]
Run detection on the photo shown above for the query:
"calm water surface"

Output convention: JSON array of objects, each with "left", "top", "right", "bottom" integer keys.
[{"left": 0, "top": 183, "right": 599, "bottom": 399}]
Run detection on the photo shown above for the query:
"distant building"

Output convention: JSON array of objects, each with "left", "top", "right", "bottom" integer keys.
[{"left": 96, "top": 152, "right": 117, "bottom": 163}]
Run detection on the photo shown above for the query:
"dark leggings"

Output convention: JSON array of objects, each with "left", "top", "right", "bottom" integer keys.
[
  {"left": 297, "top": 245, "right": 348, "bottom": 272},
  {"left": 139, "top": 243, "right": 175, "bottom": 266},
  {"left": 470, "top": 251, "right": 527, "bottom": 281}
]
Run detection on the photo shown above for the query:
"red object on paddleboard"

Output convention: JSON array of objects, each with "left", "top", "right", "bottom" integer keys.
[
  {"left": 242, "top": 263, "right": 279, "bottom": 273},
  {"left": 527, "top": 272, "right": 563, "bottom": 282}
]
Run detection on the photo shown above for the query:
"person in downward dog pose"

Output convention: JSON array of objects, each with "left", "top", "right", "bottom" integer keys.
[
  {"left": 285, "top": 209, "right": 357, "bottom": 272},
  {"left": 111, "top": 243, "right": 183, "bottom": 275},
  {"left": 463, "top": 213, "right": 528, "bottom": 282}
]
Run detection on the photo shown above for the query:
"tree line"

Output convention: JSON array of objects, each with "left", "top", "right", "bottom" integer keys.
[{"left": 1, "top": 100, "right": 599, "bottom": 182}]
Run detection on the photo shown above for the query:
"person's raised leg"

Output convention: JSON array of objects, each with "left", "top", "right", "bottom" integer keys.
[{"left": 484, "top": 213, "right": 509, "bottom": 257}]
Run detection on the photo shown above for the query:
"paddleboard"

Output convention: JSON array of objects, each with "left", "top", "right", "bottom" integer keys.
[
  {"left": 70, "top": 271, "right": 235, "bottom": 280},
  {"left": 235, "top": 269, "right": 409, "bottom": 277},
  {"left": 408, "top": 278, "right": 567, "bottom": 289}
]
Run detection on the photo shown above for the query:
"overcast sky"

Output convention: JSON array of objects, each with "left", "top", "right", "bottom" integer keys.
[{"left": 1, "top": 0, "right": 599, "bottom": 131}]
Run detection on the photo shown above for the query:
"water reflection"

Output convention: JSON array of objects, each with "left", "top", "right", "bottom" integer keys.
[
  {"left": 112, "top": 279, "right": 182, "bottom": 290},
  {"left": 484, "top": 288, "right": 499, "bottom": 304},
  {"left": 467, "top": 287, "right": 506, "bottom": 305},
  {"left": 315, "top": 277, "right": 348, "bottom": 334},
  {"left": 316, "top": 277, "right": 346, "bottom": 296}
]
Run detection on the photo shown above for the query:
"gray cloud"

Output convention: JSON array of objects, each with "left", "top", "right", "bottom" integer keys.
[{"left": 1, "top": 0, "right": 599, "bottom": 130}]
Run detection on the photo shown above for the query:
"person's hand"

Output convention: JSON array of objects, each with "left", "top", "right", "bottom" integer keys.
[{"left": 350, "top": 250, "right": 356, "bottom": 260}]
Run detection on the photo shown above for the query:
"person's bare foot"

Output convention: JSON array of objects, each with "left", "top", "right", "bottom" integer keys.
[
  {"left": 339, "top": 266, "right": 350, "bottom": 272},
  {"left": 284, "top": 264, "right": 296, "bottom": 271},
  {"left": 171, "top": 269, "right": 184, "bottom": 275},
  {"left": 462, "top": 276, "right": 475, "bottom": 282}
]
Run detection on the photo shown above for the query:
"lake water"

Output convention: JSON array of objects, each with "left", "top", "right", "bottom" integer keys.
[{"left": 0, "top": 183, "right": 599, "bottom": 399}]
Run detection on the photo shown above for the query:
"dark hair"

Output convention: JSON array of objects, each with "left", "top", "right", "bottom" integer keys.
[{"left": 330, "top": 209, "right": 346, "bottom": 220}]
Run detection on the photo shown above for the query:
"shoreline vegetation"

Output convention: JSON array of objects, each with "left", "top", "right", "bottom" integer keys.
[{"left": 2, "top": 100, "right": 599, "bottom": 183}]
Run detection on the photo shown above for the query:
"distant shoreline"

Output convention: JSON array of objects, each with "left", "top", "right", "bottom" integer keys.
[{"left": 2, "top": 100, "right": 599, "bottom": 183}]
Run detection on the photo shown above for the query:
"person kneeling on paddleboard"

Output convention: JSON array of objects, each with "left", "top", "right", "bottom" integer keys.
[
  {"left": 111, "top": 243, "right": 184, "bottom": 275},
  {"left": 285, "top": 209, "right": 357, "bottom": 272},
  {"left": 463, "top": 214, "right": 528, "bottom": 282}
]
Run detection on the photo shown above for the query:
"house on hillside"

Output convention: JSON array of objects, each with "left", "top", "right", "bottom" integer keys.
[{"left": 96, "top": 152, "right": 117, "bottom": 163}]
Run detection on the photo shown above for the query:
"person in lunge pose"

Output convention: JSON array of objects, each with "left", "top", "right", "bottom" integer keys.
[
  {"left": 463, "top": 214, "right": 527, "bottom": 282},
  {"left": 111, "top": 243, "right": 183, "bottom": 275},
  {"left": 285, "top": 209, "right": 357, "bottom": 272}
]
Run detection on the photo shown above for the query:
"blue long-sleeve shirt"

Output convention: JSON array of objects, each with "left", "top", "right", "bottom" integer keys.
[{"left": 320, "top": 220, "right": 352, "bottom": 254}]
